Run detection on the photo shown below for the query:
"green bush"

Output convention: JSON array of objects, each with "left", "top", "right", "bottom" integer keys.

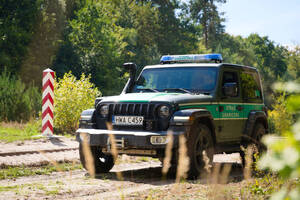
[
  {"left": 54, "top": 72, "right": 100, "bottom": 134},
  {"left": 268, "top": 93, "right": 293, "bottom": 134},
  {"left": 0, "top": 70, "right": 41, "bottom": 122}
]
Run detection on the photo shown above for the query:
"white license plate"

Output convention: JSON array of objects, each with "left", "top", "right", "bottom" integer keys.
[{"left": 112, "top": 116, "right": 144, "bottom": 126}]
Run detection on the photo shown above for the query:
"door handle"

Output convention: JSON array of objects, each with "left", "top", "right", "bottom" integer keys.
[{"left": 236, "top": 105, "right": 243, "bottom": 111}]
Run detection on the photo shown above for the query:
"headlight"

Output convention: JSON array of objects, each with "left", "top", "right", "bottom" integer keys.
[
  {"left": 100, "top": 105, "right": 109, "bottom": 117},
  {"left": 158, "top": 105, "right": 170, "bottom": 118}
]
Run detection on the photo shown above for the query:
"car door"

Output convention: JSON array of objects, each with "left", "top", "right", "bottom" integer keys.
[
  {"left": 218, "top": 67, "right": 246, "bottom": 142},
  {"left": 240, "top": 70, "right": 264, "bottom": 130}
]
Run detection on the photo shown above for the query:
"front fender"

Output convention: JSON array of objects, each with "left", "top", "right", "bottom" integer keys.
[
  {"left": 170, "top": 109, "right": 213, "bottom": 125},
  {"left": 169, "top": 109, "right": 216, "bottom": 143}
]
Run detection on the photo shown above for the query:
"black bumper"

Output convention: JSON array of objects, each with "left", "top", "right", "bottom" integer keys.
[{"left": 75, "top": 127, "right": 186, "bottom": 151}]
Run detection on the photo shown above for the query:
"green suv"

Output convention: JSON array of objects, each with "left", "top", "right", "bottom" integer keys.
[{"left": 76, "top": 54, "right": 268, "bottom": 177}]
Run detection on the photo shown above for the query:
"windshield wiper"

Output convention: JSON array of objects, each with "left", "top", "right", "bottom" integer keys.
[
  {"left": 163, "top": 88, "right": 192, "bottom": 94},
  {"left": 136, "top": 88, "right": 159, "bottom": 93}
]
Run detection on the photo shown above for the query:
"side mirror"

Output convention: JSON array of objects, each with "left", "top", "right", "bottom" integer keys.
[
  {"left": 223, "top": 82, "right": 238, "bottom": 97},
  {"left": 123, "top": 62, "right": 137, "bottom": 93},
  {"left": 123, "top": 62, "right": 136, "bottom": 71}
]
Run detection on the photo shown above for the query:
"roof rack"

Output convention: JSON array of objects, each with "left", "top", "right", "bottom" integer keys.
[{"left": 160, "top": 54, "right": 222, "bottom": 64}]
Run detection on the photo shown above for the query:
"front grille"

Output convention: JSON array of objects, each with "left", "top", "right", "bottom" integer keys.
[
  {"left": 96, "top": 102, "right": 171, "bottom": 131},
  {"left": 108, "top": 103, "right": 156, "bottom": 118}
]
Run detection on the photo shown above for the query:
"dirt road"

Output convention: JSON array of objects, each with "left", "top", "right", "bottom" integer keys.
[
  {"left": 0, "top": 137, "right": 245, "bottom": 200},
  {"left": 0, "top": 155, "right": 243, "bottom": 199}
]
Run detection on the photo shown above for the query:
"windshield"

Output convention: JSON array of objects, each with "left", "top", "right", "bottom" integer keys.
[{"left": 132, "top": 67, "right": 218, "bottom": 93}]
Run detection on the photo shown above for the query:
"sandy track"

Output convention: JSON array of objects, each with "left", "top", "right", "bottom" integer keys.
[
  {"left": 0, "top": 153, "right": 243, "bottom": 200},
  {"left": 0, "top": 137, "right": 244, "bottom": 199}
]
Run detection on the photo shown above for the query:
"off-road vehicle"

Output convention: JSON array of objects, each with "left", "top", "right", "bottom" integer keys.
[{"left": 76, "top": 54, "right": 268, "bottom": 177}]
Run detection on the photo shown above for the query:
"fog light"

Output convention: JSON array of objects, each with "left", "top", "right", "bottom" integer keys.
[{"left": 150, "top": 136, "right": 168, "bottom": 145}]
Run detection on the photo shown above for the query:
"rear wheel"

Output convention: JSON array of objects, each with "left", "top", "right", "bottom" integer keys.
[
  {"left": 187, "top": 123, "right": 214, "bottom": 178},
  {"left": 79, "top": 144, "right": 114, "bottom": 174},
  {"left": 240, "top": 123, "right": 266, "bottom": 167}
]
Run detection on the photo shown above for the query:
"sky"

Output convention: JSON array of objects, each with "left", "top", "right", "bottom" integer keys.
[{"left": 218, "top": 0, "right": 300, "bottom": 47}]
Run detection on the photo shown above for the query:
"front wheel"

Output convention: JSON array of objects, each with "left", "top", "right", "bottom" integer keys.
[
  {"left": 79, "top": 144, "right": 114, "bottom": 174},
  {"left": 187, "top": 123, "right": 214, "bottom": 178}
]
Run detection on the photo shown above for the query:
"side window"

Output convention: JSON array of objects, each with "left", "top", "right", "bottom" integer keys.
[
  {"left": 222, "top": 71, "right": 239, "bottom": 97},
  {"left": 240, "top": 72, "right": 262, "bottom": 100}
]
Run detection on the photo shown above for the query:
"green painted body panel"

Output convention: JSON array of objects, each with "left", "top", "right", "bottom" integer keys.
[
  {"left": 243, "top": 104, "right": 264, "bottom": 118},
  {"left": 179, "top": 103, "right": 263, "bottom": 142},
  {"left": 179, "top": 103, "right": 263, "bottom": 119}
]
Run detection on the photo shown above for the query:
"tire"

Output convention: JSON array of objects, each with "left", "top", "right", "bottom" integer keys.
[
  {"left": 79, "top": 144, "right": 114, "bottom": 174},
  {"left": 240, "top": 123, "right": 266, "bottom": 167},
  {"left": 187, "top": 123, "right": 214, "bottom": 178}
]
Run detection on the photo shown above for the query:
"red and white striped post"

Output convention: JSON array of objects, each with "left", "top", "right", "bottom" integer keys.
[{"left": 42, "top": 68, "right": 55, "bottom": 137}]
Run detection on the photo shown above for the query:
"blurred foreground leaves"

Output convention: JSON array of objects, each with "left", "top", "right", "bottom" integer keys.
[{"left": 259, "top": 82, "right": 300, "bottom": 200}]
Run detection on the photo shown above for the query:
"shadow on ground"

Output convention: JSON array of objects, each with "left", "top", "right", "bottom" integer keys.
[{"left": 91, "top": 161, "right": 244, "bottom": 186}]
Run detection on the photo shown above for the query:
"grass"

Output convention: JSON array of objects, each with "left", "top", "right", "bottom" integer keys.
[
  {"left": 0, "top": 120, "right": 41, "bottom": 143},
  {"left": 0, "top": 182, "right": 61, "bottom": 196},
  {"left": 0, "top": 162, "right": 83, "bottom": 180},
  {"left": 0, "top": 120, "right": 76, "bottom": 142},
  {"left": 0, "top": 183, "right": 34, "bottom": 193}
]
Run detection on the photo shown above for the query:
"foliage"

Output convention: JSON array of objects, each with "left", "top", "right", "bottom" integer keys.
[
  {"left": 259, "top": 82, "right": 300, "bottom": 200},
  {"left": 268, "top": 93, "right": 293, "bottom": 134},
  {"left": 285, "top": 46, "right": 300, "bottom": 83},
  {"left": 19, "top": 0, "right": 67, "bottom": 86},
  {"left": 53, "top": 0, "right": 200, "bottom": 94},
  {"left": 0, "top": 70, "right": 41, "bottom": 122},
  {"left": 64, "top": 0, "right": 128, "bottom": 95},
  {"left": 0, "top": 0, "right": 41, "bottom": 74},
  {"left": 239, "top": 173, "right": 297, "bottom": 200},
  {"left": 246, "top": 34, "right": 288, "bottom": 78},
  {"left": 113, "top": 0, "right": 161, "bottom": 68},
  {"left": 189, "top": 0, "right": 226, "bottom": 50},
  {"left": 1, "top": 0, "right": 300, "bottom": 122},
  {"left": 53, "top": 72, "right": 100, "bottom": 134}
]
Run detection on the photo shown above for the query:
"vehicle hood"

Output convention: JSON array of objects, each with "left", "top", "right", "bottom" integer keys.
[{"left": 100, "top": 92, "right": 214, "bottom": 105}]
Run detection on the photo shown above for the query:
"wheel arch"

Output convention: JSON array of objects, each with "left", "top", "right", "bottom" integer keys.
[
  {"left": 243, "top": 111, "right": 268, "bottom": 142},
  {"left": 193, "top": 117, "right": 216, "bottom": 145},
  {"left": 170, "top": 109, "right": 217, "bottom": 144}
]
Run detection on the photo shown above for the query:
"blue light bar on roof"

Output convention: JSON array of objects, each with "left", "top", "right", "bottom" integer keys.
[{"left": 160, "top": 54, "right": 222, "bottom": 64}]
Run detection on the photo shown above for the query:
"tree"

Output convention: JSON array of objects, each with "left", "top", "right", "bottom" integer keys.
[
  {"left": 285, "top": 46, "right": 300, "bottom": 82},
  {"left": 189, "top": 0, "right": 226, "bottom": 50},
  {"left": 246, "top": 34, "right": 287, "bottom": 79},
  {"left": 135, "top": 0, "right": 198, "bottom": 55},
  {"left": 67, "top": 0, "right": 127, "bottom": 95},
  {"left": 19, "top": 0, "right": 67, "bottom": 86},
  {"left": 0, "top": 0, "right": 41, "bottom": 74},
  {"left": 216, "top": 33, "right": 256, "bottom": 66},
  {"left": 112, "top": 0, "right": 161, "bottom": 68}
]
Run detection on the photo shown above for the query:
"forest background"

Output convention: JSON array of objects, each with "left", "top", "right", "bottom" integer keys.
[{"left": 0, "top": 0, "right": 300, "bottom": 122}]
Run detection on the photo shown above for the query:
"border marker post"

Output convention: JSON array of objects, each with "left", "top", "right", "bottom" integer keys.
[{"left": 42, "top": 68, "right": 54, "bottom": 137}]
